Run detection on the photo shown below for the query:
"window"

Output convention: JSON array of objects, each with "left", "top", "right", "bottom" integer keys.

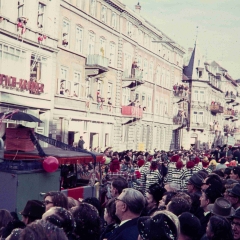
[
  {"left": 137, "top": 56, "right": 142, "bottom": 70},
  {"left": 88, "top": 32, "right": 95, "bottom": 55},
  {"left": 37, "top": 2, "right": 45, "bottom": 29},
  {"left": 193, "top": 111, "right": 204, "bottom": 123},
  {"left": 199, "top": 90, "right": 205, "bottom": 101},
  {"left": 155, "top": 97, "right": 159, "bottom": 114},
  {"left": 193, "top": 90, "right": 205, "bottom": 102},
  {"left": 85, "top": 79, "right": 91, "bottom": 98},
  {"left": 143, "top": 59, "right": 148, "bottom": 80},
  {"left": 107, "top": 82, "right": 112, "bottom": 99},
  {"left": 142, "top": 93, "right": 146, "bottom": 107},
  {"left": 127, "top": 21, "right": 132, "bottom": 37},
  {"left": 90, "top": 0, "right": 96, "bottom": 17},
  {"left": 76, "top": 0, "right": 81, "bottom": 8},
  {"left": 76, "top": 26, "right": 83, "bottom": 53},
  {"left": 18, "top": 0, "right": 25, "bottom": 18},
  {"left": 147, "top": 95, "right": 152, "bottom": 112},
  {"left": 59, "top": 67, "right": 71, "bottom": 96},
  {"left": 73, "top": 72, "right": 81, "bottom": 97},
  {"left": 109, "top": 42, "right": 115, "bottom": 67},
  {"left": 156, "top": 66, "right": 161, "bottom": 85},
  {"left": 138, "top": 30, "right": 143, "bottom": 45},
  {"left": 144, "top": 34, "right": 148, "bottom": 48},
  {"left": 111, "top": 12, "right": 117, "bottom": 29},
  {"left": 99, "top": 37, "right": 106, "bottom": 57},
  {"left": 101, "top": 5, "right": 107, "bottom": 23},
  {"left": 97, "top": 80, "right": 102, "bottom": 94},
  {"left": 159, "top": 98, "right": 164, "bottom": 115},
  {"left": 122, "top": 88, "right": 130, "bottom": 105},
  {"left": 0, "top": 44, "right": 26, "bottom": 79},
  {"left": 164, "top": 100, "right": 168, "bottom": 115},
  {"left": 62, "top": 20, "right": 70, "bottom": 48},
  {"left": 149, "top": 62, "right": 153, "bottom": 82},
  {"left": 162, "top": 68, "right": 165, "bottom": 87},
  {"left": 30, "top": 54, "right": 47, "bottom": 84},
  {"left": 123, "top": 52, "right": 132, "bottom": 77}
]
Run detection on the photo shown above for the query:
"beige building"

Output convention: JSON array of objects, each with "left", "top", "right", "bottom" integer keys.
[
  {"left": 52, "top": 0, "right": 185, "bottom": 151},
  {"left": 182, "top": 42, "right": 240, "bottom": 150}
]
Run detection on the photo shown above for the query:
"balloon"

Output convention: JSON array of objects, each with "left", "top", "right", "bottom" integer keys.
[{"left": 43, "top": 156, "right": 59, "bottom": 173}]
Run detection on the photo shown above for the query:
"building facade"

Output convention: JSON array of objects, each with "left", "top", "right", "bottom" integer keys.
[
  {"left": 0, "top": 0, "right": 59, "bottom": 140},
  {"left": 50, "top": 0, "right": 185, "bottom": 151},
  {"left": 182, "top": 42, "right": 240, "bottom": 150}
]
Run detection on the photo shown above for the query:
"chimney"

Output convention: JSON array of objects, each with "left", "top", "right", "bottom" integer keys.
[{"left": 135, "top": 2, "right": 141, "bottom": 14}]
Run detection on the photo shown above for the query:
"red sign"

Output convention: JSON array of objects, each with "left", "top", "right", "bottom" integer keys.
[{"left": 0, "top": 74, "right": 44, "bottom": 94}]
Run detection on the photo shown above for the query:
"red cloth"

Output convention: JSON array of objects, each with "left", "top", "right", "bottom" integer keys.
[
  {"left": 109, "top": 159, "right": 120, "bottom": 172},
  {"left": 186, "top": 161, "right": 195, "bottom": 169},
  {"left": 176, "top": 160, "right": 184, "bottom": 169}
]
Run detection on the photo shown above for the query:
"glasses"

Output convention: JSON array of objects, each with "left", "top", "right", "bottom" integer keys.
[
  {"left": 115, "top": 198, "right": 126, "bottom": 204},
  {"left": 232, "top": 221, "right": 240, "bottom": 228},
  {"left": 43, "top": 200, "right": 54, "bottom": 205}
]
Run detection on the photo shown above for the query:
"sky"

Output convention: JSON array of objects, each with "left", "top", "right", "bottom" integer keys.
[{"left": 121, "top": 0, "right": 240, "bottom": 79}]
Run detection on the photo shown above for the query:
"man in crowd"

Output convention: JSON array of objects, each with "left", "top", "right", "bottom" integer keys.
[
  {"left": 108, "top": 188, "right": 145, "bottom": 240},
  {"left": 226, "top": 184, "right": 240, "bottom": 210},
  {"left": 78, "top": 136, "right": 85, "bottom": 149},
  {"left": 232, "top": 209, "right": 240, "bottom": 240}
]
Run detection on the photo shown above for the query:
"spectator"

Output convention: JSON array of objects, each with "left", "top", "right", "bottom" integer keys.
[
  {"left": 111, "top": 177, "right": 128, "bottom": 198},
  {"left": 158, "top": 192, "right": 177, "bottom": 210},
  {"left": 231, "top": 167, "right": 240, "bottom": 181},
  {"left": 19, "top": 200, "right": 45, "bottom": 225},
  {"left": 108, "top": 188, "right": 145, "bottom": 240},
  {"left": 226, "top": 184, "right": 240, "bottom": 210},
  {"left": 167, "top": 198, "right": 190, "bottom": 216},
  {"left": 71, "top": 203, "right": 100, "bottom": 240},
  {"left": 231, "top": 209, "right": 240, "bottom": 240},
  {"left": 179, "top": 212, "right": 201, "bottom": 240},
  {"left": 145, "top": 183, "right": 166, "bottom": 215},
  {"left": 43, "top": 191, "right": 68, "bottom": 211},
  {"left": 137, "top": 211, "right": 179, "bottom": 240},
  {"left": 201, "top": 173, "right": 223, "bottom": 192},
  {"left": 0, "top": 209, "right": 13, "bottom": 234}
]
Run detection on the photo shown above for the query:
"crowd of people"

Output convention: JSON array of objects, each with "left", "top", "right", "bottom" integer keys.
[{"left": 2, "top": 145, "right": 240, "bottom": 239}]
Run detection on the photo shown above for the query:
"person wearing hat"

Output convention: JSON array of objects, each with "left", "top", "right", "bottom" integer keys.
[
  {"left": 187, "top": 173, "right": 203, "bottom": 196},
  {"left": 145, "top": 183, "right": 166, "bottom": 215},
  {"left": 231, "top": 209, "right": 240, "bottom": 240},
  {"left": 137, "top": 211, "right": 178, "bottom": 240},
  {"left": 207, "top": 197, "right": 235, "bottom": 218},
  {"left": 231, "top": 166, "right": 240, "bottom": 180},
  {"left": 226, "top": 184, "right": 240, "bottom": 210},
  {"left": 20, "top": 200, "right": 45, "bottom": 225}
]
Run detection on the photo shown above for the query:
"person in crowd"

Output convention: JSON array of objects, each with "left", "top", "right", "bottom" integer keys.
[
  {"left": 137, "top": 211, "right": 179, "bottom": 240},
  {"left": 19, "top": 200, "right": 45, "bottom": 225},
  {"left": 231, "top": 209, "right": 240, "bottom": 240},
  {"left": 226, "top": 184, "right": 240, "bottom": 210},
  {"left": 82, "top": 197, "right": 102, "bottom": 216},
  {"left": 0, "top": 219, "right": 25, "bottom": 239},
  {"left": 233, "top": 148, "right": 240, "bottom": 164},
  {"left": 71, "top": 203, "right": 100, "bottom": 240},
  {"left": 100, "top": 198, "right": 120, "bottom": 240},
  {"left": 216, "top": 157, "right": 228, "bottom": 171},
  {"left": 0, "top": 209, "right": 13, "bottom": 235},
  {"left": 108, "top": 188, "right": 145, "bottom": 240},
  {"left": 164, "top": 182, "right": 180, "bottom": 192},
  {"left": 42, "top": 206, "right": 76, "bottom": 240},
  {"left": 204, "top": 215, "right": 233, "bottom": 240},
  {"left": 178, "top": 212, "right": 201, "bottom": 240},
  {"left": 201, "top": 173, "right": 223, "bottom": 193},
  {"left": 224, "top": 179, "right": 239, "bottom": 198},
  {"left": 18, "top": 219, "right": 68, "bottom": 240},
  {"left": 67, "top": 197, "right": 80, "bottom": 209},
  {"left": 167, "top": 197, "right": 191, "bottom": 216},
  {"left": 110, "top": 177, "right": 128, "bottom": 199},
  {"left": 230, "top": 167, "right": 240, "bottom": 181},
  {"left": 43, "top": 191, "right": 68, "bottom": 211},
  {"left": 158, "top": 191, "right": 177, "bottom": 210},
  {"left": 199, "top": 186, "right": 222, "bottom": 237},
  {"left": 145, "top": 183, "right": 166, "bottom": 215},
  {"left": 78, "top": 136, "right": 85, "bottom": 149}
]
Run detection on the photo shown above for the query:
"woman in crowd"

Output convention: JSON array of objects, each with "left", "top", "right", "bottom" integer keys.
[
  {"left": 43, "top": 191, "right": 68, "bottom": 211},
  {"left": 0, "top": 209, "right": 13, "bottom": 236}
]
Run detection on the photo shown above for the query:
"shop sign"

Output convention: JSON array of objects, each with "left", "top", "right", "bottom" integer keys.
[{"left": 0, "top": 74, "right": 44, "bottom": 94}]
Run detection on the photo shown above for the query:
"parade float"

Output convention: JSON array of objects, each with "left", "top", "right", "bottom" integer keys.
[{"left": 0, "top": 110, "right": 104, "bottom": 214}]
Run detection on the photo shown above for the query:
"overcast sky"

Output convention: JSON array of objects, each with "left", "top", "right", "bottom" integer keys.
[{"left": 122, "top": 0, "right": 240, "bottom": 79}]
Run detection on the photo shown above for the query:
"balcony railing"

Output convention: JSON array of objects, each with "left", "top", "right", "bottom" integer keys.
[
  {"left": 86, "top": 54, "right": 109, "bottom": 69},
  {"left": 121, "top": 106, "right": 143, "bottom": 118},
  {"left": 191, "top": 122, "right": 208, "bottom": 130},
  {"left": 210, "top": 104, "right": 224, "bottom": 114},
  {"left": 225, "top": 92, "right": 236, "bottom": 103},
  {"left": 224, "top": 109, "right": 235, "bottom": 119}
]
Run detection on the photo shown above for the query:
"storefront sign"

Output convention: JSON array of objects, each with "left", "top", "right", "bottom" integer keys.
[{"left": 0, "top": 74, "right": 44, "bottom": 94}]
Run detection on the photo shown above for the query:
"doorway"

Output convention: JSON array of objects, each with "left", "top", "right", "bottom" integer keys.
[
  {"left": 90, "top": 132, "right": 99, "bottom": 150},
  {"left": 68, "top": 131, "right": 75, "bottom": 146}
]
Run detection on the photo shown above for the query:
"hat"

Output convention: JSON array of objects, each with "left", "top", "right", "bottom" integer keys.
[
  {"left": 186, "top": 161, "right": 195, "bottom": 169},
  {"left": 228, "top": 183, "right": 240, "bottom": 198},
  {"left": 20, "top": 200, "right": 45, "bottom": 219},
  {"left": 137, "top": 213, "right": 177, "bottom": 240},
  {"left": 171, "top": 154, "right": 179, "bottom": 163},
  {"left": 137, "top": 159, "right": 145, "bottom": 167},
  {"left": 109, "top": 159, "right": 120, "bottom": 172},
  {"left": 207, "top": 197, "right": 235, "bottom": 218},
  {"left": 188, "top": 173, "right": 203, "bottom": 189},
  {"left": 176, "top": 160, "right": 184, "bottom": 169},
  {"left": 194, "top": 157, "right": 200, "bottom": 165}
]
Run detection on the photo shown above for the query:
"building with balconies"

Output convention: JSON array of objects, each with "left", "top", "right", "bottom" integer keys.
[
  {"left": 52, "top": 0, "right": 185, "bottom": 151},
  {"left": 0, "top": 0, "right": 59, "bottom": 139},
  {"left": 181, "top": 42, "right": 240, "bottom": 149}
]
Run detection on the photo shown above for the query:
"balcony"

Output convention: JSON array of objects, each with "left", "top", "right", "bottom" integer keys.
[
  {"left": 122, "top": 68, "right": 145, "bottom": 89},
  {"left": 85, "top": 55, "right": 109, "bottom": 76},
  {"left": 172, "top": 115, "right": 188, "bottom": 130},
  {"left": 225, "top": 92, "right": 236, "bottom": 103},
  {"left": 121, "top": 106, "right": 143, "bottom": 118},
  {"left": 232, "top": 111, "right": 239, "bottom": 122},
  {"left": 224, "top": 109, "right": 235, "bottom": 120},
  {"left": 191, "top": 122, "right": 208, "bottom": 131},
  {"left": 210, "top": 104, "right": 224, "bottom": 114}
]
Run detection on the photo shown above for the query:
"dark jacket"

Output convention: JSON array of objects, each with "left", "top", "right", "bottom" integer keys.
[
  {"left": 78, "top": 139, "right": 85, "bottom": 149},
  {"left": 108, "top": 218, "right": 139, "bottom": 240},
  {"left": 100, "top": 223, "right": 118, "bottom": 240},
  {"left": 199, "top": 212, "right": 211, "bottom": 238}
]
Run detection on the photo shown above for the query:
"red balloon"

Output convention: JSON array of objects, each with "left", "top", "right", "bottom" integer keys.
[{"left": 43, "top": 156, "right": 59, "bottom": 173}]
